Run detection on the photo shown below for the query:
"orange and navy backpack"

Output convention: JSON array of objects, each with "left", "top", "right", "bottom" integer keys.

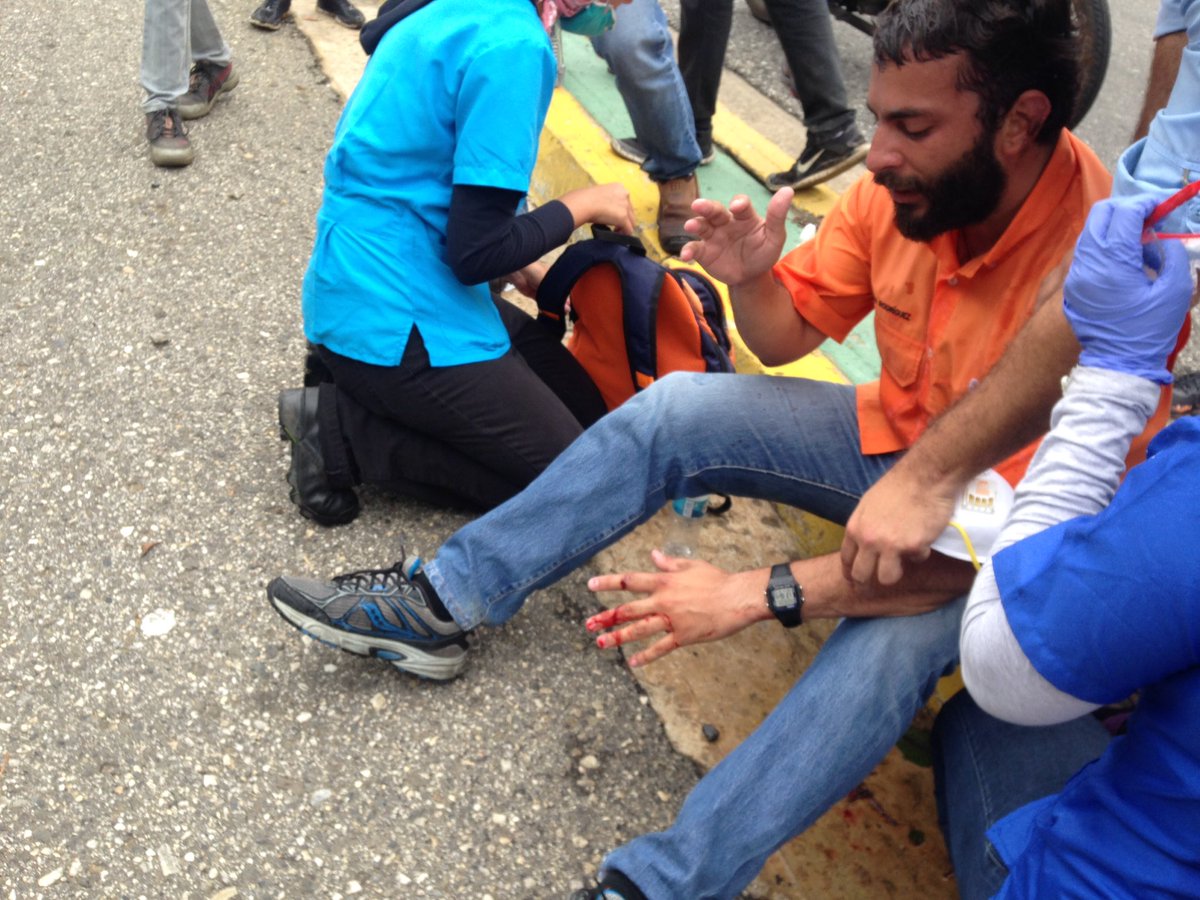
[{"left": 535, "top": 227, "right": 736, "bottom": 410}]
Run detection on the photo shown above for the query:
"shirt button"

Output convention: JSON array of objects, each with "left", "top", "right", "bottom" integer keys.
[
  {"left": 926, "top": 347, "right": 934, "bottom": 360},
  {"left": 948, "top": 276, "right": 959, "bottom": 286}
]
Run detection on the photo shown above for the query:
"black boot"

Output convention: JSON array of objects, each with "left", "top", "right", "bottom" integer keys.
[
  {"left": 250, "top": 0, "right": 291, "bottom": 29},
  {"left": 278, "top": 388, "right": 360, "bottom": 527},
  {"left": 316, "top": 0, "right": 365, "bottom": 29}
]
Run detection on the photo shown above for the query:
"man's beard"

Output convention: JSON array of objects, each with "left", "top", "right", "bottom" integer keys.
[{"left": 875, "top": 130, "right": 1007, "bottom": 243}]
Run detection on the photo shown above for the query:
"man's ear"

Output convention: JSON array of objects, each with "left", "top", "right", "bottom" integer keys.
[{"left": 997, "top": 90, "right": 1052, "bottom": 156}]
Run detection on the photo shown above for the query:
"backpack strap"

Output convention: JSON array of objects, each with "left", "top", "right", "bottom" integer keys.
[
  {"left": 673, "top": 268, "right": 737, "bottom": 374},
  {"left": 618, "top": 261, "right": 667, "bottom": 392},
  {"left": 535, "top": 228, "right": 647, "bottom": 338}
]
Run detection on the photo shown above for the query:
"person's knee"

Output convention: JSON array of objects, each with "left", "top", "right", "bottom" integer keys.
[
  {"left": 622, "top": 371, "right": 713, "bottom": 430},
  {"left": 597, "top": 20, "right": 673, "bottom": 82}
]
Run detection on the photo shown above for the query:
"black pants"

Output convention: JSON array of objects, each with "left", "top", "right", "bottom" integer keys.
[
  {"left": 314, "top": 297, "right": 607, "bottom": 511},
  {"left": 678, "top": 0, "right": 856, "bottom": 142}
]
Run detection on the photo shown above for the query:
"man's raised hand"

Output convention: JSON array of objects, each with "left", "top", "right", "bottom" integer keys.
[{"left": 678, "top": 187, "right": 794, "bottom": 285}]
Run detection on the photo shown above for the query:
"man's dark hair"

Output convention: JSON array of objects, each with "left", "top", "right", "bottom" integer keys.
[{"left": 873, "top": 0, "right": 1079, "bottom": 144}]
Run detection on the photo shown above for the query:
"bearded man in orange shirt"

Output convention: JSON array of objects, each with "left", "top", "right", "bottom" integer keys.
[{"left": 266, "top": 2, "right": 1180, "bottom": 897}]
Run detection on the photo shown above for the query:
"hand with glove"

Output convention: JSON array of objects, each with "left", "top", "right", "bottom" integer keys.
[{"left": 1063, "top": 194, "right": 1194, "bottom": 384}]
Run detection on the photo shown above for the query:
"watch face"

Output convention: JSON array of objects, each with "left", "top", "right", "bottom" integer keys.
[{"left": 771, "top": 586, "right": 799, "bottom": 610}]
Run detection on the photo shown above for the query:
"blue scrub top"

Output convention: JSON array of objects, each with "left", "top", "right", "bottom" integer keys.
[
  {"left": 302, "top": 0, "right": 557, "bottom": 367},
  {"left": 988, "top": 418, "right": 1200, "bottom": 898}
]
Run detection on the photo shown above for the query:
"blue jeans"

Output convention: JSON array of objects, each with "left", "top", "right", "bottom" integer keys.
[
  {"left": 591, "top": 0, "right": 702, "bottom": 181},
  {"left": 425, "top": 372, "right": 968, "bottom": 898},
  {"left": 932, "top": 692, "right": 1112, "bottom": 900},
  {"left": 762, "top": 0, "right": 858, "bottom": 140},
  {"left": 427, "top": 372, "right": 892, "bottom": 629},
  {"left": 141, "top": 0, "right": 231, "bottom": 113},
  {"left": 607, "top": 597, "right": 964, "bottom": 898}
]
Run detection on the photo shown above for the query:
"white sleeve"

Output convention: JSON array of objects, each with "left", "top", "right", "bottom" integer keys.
[{"left": 959, "top": 366, "right": 1161, "bottom": 725}]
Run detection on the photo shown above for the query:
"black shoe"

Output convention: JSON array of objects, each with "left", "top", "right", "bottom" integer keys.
[
  {"left": 611, "top": 136, "right": 714, "bottom": 167},
  {"left": 316, "top": 0, "right": 365, "bottom": 29},
  {"left": 278, "top": 387, "right": 360, "bottom": 527},
  {"left": 568, "top": 871, "right": 647, "bottom": 900},
  {"left": 249, "top": 0, "right": 291, "bottom": 30},
  {"left": 765, "top": 127, "right": 869, "bottom": 191}
]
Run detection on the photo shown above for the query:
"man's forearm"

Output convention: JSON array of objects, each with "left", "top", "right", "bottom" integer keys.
[
  {"left": 1132, "top": 30, "right": 1187, "bottom": 142},
  {"left": 792, "top": 551, "right": 974, "bottom": 620},
  {"left": 728, "top": 271, "right": 826, "bottom": 367}
]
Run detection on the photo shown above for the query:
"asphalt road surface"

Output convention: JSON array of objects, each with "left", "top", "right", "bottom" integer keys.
[{"left": 0, "top": 2, "right": 702, "bottom": 896}]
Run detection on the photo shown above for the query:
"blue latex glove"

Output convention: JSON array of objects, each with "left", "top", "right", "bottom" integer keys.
[{"left": 1063, "top": 194, "right": 1193, "bottom": 384}]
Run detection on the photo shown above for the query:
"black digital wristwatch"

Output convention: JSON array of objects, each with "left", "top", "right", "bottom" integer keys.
[{"left": 765, "top": 562, "right": 804, "bottom": 628}]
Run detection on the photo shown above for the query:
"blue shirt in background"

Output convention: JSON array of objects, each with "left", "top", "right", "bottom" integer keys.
[{"left": 1114, "top": 0, "right": 1200, "bottom": 245}]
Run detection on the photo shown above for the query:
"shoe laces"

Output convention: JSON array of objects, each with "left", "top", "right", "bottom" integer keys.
[
  {"left": 188, "top": 62, "right": 218, "bottom": 97},
  {"left": 332, "top": 562, "right": 413, "bottom": 595},
  {"left": 148, "top": 108, "right": 186, "bottom": 141}
]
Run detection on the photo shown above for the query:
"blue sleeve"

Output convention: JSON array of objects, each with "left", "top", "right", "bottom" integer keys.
[
  {"left": 453, "top": 38, "right": 556, "bottom": 192},
  {"left": 1155, "top": 0, "right": 1186, "bottom": 38},
  {"left": 993, "top": 419, "right": 1200, "bottom": 704}
]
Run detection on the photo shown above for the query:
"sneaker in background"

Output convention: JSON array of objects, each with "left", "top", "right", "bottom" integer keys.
[
  {"left": 611, "top": 136, "right": 715, "bottom": 167},
  {"left": 765, "top": 126, "right": 868, "bottom": 192},
  {"left": 316, "top": 0, "right": 366, "bottom": 29},
  {"left": 278, "top": 387, "right": 360, "bottom": 527},
  {"left": 250, "top": 0, "right": 291, "bottom": 30},
  {"left": 178, "top": 61, "right": 239, "bottom": 121},
  {"left": 656, "top": 173, "right": 700, "bottom": 257},
  {"left": 145, "top": 108, "right": 194, "bottom": 168}
]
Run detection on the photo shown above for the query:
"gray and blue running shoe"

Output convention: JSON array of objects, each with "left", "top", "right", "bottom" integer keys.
[{"left": 266, "top": 561, "right": 468, "bottom": 681}]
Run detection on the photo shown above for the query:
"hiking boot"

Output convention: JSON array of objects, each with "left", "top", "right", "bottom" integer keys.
[
  {"left": 766, "top": 127, "right": 869, "bottom": 191},
  {"left": 656, "top": 174, "right": 699, "bottom": 257},
  {"left": 145, "top": 109, "right": 194, "bottom": 168},
  {"left": 278, "top": 387, "right": 360, "bottom": 527},
  {"left": 177, "top": 61, "right": 239, "bottom": 120},
  {"left": 266, "top": 559, "right": 469, "bottom": 681},
  {"left": 611, "top": 136, "right": 714, "bottom": 167},
  {"left": 250, "top": 0, "right": 291, "bottom": 29},
  {"left": 316, "top": 0, "right": 365, "bottom": 29}
]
